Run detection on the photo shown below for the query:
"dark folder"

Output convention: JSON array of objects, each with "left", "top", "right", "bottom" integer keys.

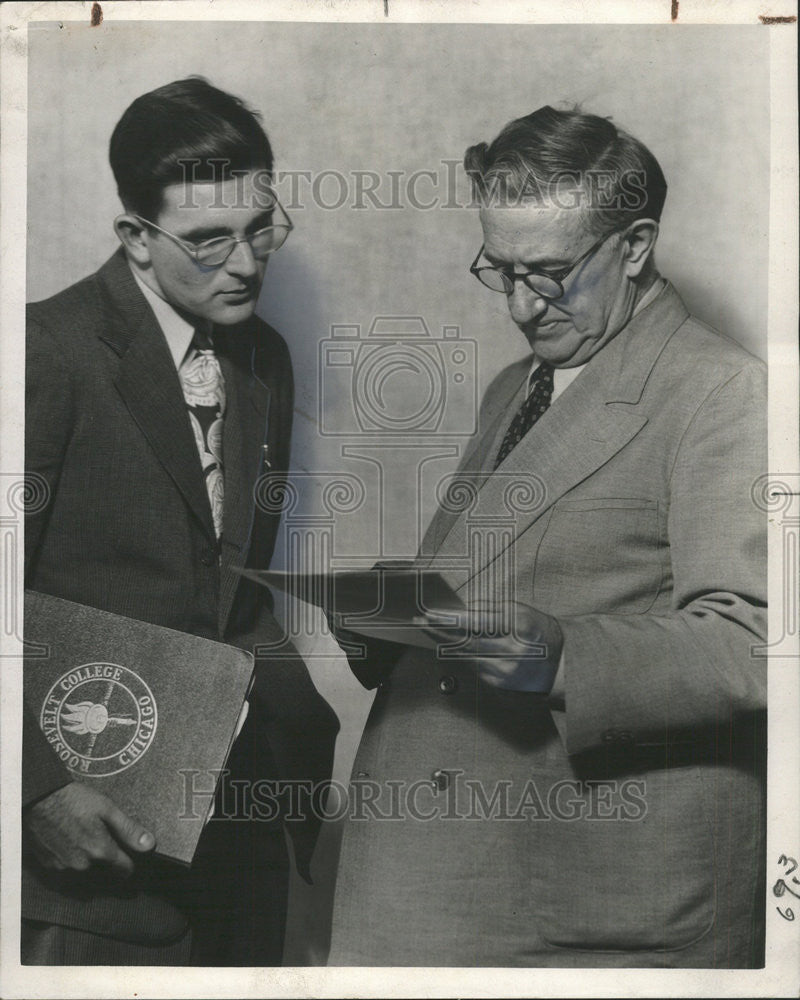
[
  {"left": 236, "top": 567, "right": 465, "bottom": 648},
  {"left": 23, "top": 591, "right": 254, "bottom": 865}
]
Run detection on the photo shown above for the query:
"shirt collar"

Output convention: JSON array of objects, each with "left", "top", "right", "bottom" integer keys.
[
  {"left": 634, "top": 276, "right": 666, "bottom": 316},
  {"left": 130, "top": 265, "right": 198, "bottom": 370}
]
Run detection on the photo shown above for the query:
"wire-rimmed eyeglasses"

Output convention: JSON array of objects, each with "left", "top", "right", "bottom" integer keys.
[{"left": 132, "top": 197, "right": 293, "bottom": 268}]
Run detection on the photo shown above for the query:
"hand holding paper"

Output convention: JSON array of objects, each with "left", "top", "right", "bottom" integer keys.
[{"left": 414, "top": 601, "right": 563, "bottom": 693}]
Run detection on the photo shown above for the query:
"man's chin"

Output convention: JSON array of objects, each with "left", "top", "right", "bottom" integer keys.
[
  {"left": 523, "top": 325, "right": 580, "bottom": 365},
  {"left": 209, "top": 300, "right": 260, "bottom": 327}
]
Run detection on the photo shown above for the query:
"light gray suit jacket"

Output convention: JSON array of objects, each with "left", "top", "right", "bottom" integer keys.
[{"left": 329, "top": 282, "right": 767, "bottom": 967}]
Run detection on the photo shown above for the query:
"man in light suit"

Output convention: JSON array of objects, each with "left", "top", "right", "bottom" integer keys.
[
  {"left": 329, "top": 106, "right": 766, "bottom": 967},
  {"left": 23, "top": 77, "right": 338, "bottom": 965}
]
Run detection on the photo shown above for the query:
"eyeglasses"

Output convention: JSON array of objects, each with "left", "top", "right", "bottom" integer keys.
[
  {"left": 133, "top": 197, "right": 293, "bottom": 267},
  {"left": 469, "top": 225, "right": 625, "bottom": 300}
]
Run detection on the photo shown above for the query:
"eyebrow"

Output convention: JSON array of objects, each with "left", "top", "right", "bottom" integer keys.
[
  {"left": 177, "top": 209, "right": 275, "bottom": 243},
  {"left": 483, "top": 250, "right": 571, "bottom": 271}
]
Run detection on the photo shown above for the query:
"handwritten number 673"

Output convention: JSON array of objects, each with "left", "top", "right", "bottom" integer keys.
[{"left": 774, "top": 856, "right": 799, "bottom": 921}]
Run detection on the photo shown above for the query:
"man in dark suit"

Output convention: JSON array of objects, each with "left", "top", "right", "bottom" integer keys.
[{"left": 23, "top": 77, "right": 338, "bottom": 965}]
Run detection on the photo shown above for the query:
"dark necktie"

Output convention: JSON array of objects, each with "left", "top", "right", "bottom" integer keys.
[
  {"left": 493, "top": 362, "right": 554, "bottom": 470},
  {"left": 179, "top": 328, "right": 225, "bottom": 537}
]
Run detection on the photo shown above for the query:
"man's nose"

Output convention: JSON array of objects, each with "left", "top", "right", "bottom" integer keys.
[
  {"left": 507, "top": 280, "right": 550, "bottom": 324},
  {"left": 224, "top": 239, "right": 259, "bottom": 277}
]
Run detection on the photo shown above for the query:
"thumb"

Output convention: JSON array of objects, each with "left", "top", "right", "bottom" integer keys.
[{"left": 102, "top": 800, "right": 155, "bottom": 853}]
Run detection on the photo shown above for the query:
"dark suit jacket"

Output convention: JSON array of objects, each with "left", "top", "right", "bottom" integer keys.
[
  {"left": 23, "top": 248, "right": 338, "bottom": 944},
  {"left": 330, "top": 283, "right": 766, "bottom": 967}
]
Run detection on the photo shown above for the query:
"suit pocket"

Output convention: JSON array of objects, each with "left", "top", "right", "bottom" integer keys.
[
  {"left": 534, "top": 764, "right": 717, "bottom": 953},
  {"left": 532, "top": 498, "right": 663, "bottom": 616}
]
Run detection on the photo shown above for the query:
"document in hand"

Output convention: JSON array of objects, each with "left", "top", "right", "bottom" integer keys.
[
  {"left": 236, "top": 566, "right": 465, "bottom": 648},
  {"left": 23, "top": 591, "right": 254, "bottom": 864}
]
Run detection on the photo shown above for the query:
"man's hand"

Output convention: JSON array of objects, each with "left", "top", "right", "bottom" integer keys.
[
  {"left": 415, "top": 601, "right": 563, "bottom": 693},
  {"left": 23, "top": 783, "right": 155, "bottom": 876}
]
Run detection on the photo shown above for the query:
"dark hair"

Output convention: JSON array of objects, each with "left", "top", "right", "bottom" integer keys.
[
  {"left": 464, "top": 105, "right": 667, "bottom": 234},
  {"left": 109, "top": 76, "right": 273, "bottom": 220}
]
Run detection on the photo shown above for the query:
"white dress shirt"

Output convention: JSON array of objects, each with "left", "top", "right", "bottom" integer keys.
[{"left": 131, "top": 266, "right": 201, "bottom": 370}]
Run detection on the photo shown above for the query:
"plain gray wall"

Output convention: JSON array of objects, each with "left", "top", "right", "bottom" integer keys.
[{"left": 26, "top": 20, "right": 769, "bottom": 963}]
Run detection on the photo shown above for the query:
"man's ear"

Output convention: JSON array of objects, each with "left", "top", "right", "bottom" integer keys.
[
  {"left": 621, "top": 219, "right": 659, "bottom": 278},
  {"left": 114, "top": 214, "right": 152, "bottom": 266}
]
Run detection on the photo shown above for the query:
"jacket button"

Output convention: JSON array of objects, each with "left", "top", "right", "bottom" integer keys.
[
  {"left": 618, "top": 731, "right": 633, "bottom": 744},
  {"left": 602, "top": 729, "right": 618, "bottom": 744},
  {"left": 200, "top": 550, "right": 215, "bottom": 567},
  {"left": 439, "top": 675, "right": 458, "bottom": 694},
  {"left": 431, "top": 769, "right": 450, "bottom": 791},
  {"left": 355, "top": 770, "right": 370, "bottom": 779}
]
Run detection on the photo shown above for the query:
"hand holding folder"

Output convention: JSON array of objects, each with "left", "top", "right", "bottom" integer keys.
[
  {"left": 23, "top": 591, "right": 254, "bottom": 865},
  {"left": 24, "top": 781, "right": 156, "bottom": 876}
]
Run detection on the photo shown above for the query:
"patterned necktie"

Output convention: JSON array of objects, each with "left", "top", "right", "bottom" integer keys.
[
  {"left": 179, "top": 328, "right": 225, "bottom": 538},
  {"left": 493, "top": 362, "right": 554, "bottom": 470}
]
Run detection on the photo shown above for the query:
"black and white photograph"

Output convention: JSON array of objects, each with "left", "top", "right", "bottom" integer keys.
[{"left": 0, "top": 1, "right": 797, "bottom": 997}]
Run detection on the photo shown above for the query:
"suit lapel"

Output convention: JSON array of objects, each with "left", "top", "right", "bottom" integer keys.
[
  {"left": 215, "top": 328, "right": 271, "bottom": 633},
  {"left": 443, "top": 375, "right": 649, "bottom": 579},
  {"left": 430, "top": 282, "right": 689, "bottom": 585},
  {"left": 95, "top": 251, "right": 277, "bottom": 636},
  {"left": 98, "top": 251, "right": 216, "bottom": 544},
  {"left": 421, "top": 359, "right": 528, "bottom": 557}
]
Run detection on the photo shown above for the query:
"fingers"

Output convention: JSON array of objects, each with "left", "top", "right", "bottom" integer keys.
[
  {"left": 475, "top": 666, "right": 505, "bottom": 688},
  {"left": 101, "top": 798, "right": 155, "bottom": 856},
  {"left": 419, "top": 603, "right": 552, "bottom": 645},
  {"left": 422, "top": 605, "right": 508, "bottom": 630},
  {"left": 71, "top": 823, "right": 136, "bottom": 876},
  {"left": 90, "top": 839, "right": 137, "bottom": 876},
  {"left": 28, "top": 809, "right": 133, "bottom": 874},
  {"left": 412, "top": 614, "right": 460, "bottom": 644},
  {"left": 23, "top": 783, "right": 154, "bottom": 877},
  {"left": 413, "top": 607, "right": 507, "bottom": 646},
  {"left": 411, "top": 601, "right": 561, "bottom": 693}
]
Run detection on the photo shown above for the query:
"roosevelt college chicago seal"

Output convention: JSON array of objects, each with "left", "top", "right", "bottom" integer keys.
[{"left": 40, "top": 662, "right": 158, "bottom": 777}]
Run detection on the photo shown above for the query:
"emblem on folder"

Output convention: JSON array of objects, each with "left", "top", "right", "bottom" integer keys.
[{"left": 40, "top": 663, "right": 158, "bottom": 777}]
